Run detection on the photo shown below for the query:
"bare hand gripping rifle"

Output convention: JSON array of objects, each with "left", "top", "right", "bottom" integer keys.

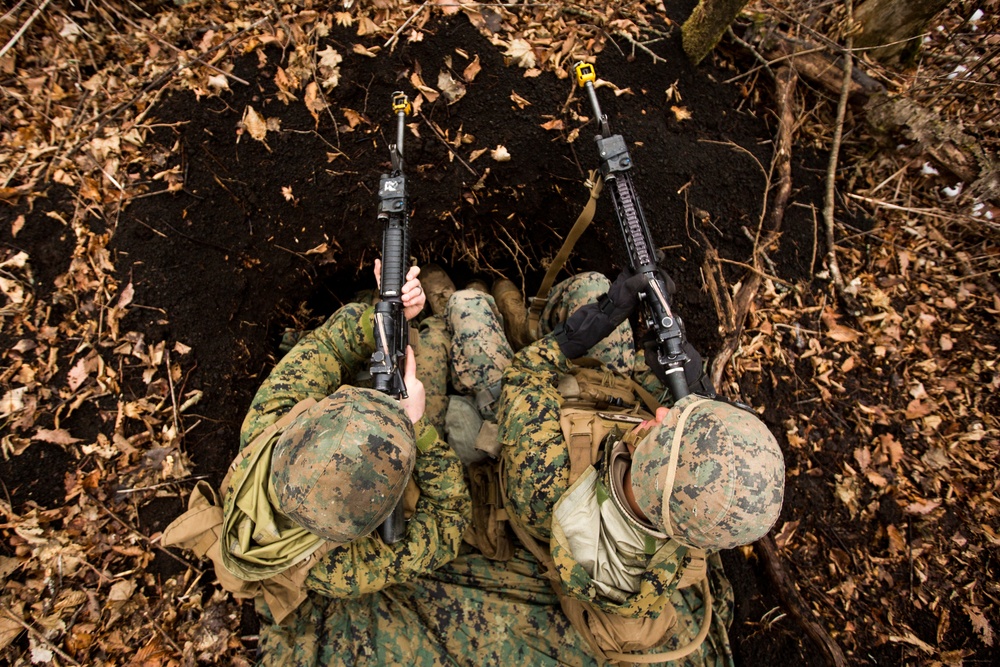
[
  {"left": 372, "top": 91, "right": 411, "bottom": 545},
  {"left": 574, "top": 62, "right": 691, "bottom": 402}
]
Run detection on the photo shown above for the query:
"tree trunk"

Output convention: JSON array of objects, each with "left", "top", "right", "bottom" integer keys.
[
  {"left": 854, "top": 0, "right": 951, "bottom": 63},
  {"left": 682, "top": 0, "right": 751, "bottom": 65}
]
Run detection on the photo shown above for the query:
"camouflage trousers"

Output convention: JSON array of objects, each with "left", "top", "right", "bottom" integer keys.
[
  {"left": 444, "top": 272, "right": 635, "bottom": 412},
  {"left": 414, "top": 316, "right": 450, "bottom": 434},
  {"left": 256, "top": 545, "right": 735, "bottom": 667}
]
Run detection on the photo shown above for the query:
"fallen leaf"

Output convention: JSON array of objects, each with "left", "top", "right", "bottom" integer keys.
[
  {"left": 116, "top": 281, "right": 134, "bottom": 309},
  {"left": 505, "top": 39, "right": 536, "bottom": 68},
  {"left": 282, "top": 186, "right": 295, "bottom": 202},
  {"left": 342, "top": 109, "right": 363, "bottom": 129},
  {"left": 772, "top": 520, "right": 799, "bottom": 550},
  {"left": 304, "top": 82, "right": 326, "bottom": 123},
  {"left": 510, "top": 91, "right": 531, "bottom": 109},
  {"left": 905, "top": 499, "right": 941, "bottom": 515},
  {"left": 207, "top": 74, "right": 230, "bottom": 92},
  {"left": 33, "top": 428, "right": 81, "bottom": 445},
  {"left": 463, "top": 55, "right": 481, "bottom": 81},
  {"left": 491, "top": 145, "right": 511, "bottom": 162},
  {"left": 241, "top": 105, "right": 268, "bottom": 145},
  {"left": 469, "top": 147, "right": 488, "bottom": 163},
  {"left": 904, "top": 399, "right": 932, "bottom": 419},
  {"left": 886, "top": 524, "right": 906, "bottom": 553},
  {"left": 540, "top": 119, "right": 564, "bottom": 131},
  {"left": 356, "top": 16, "right": 378, "bottom": 36},
  {"left": 410, "top": 70, "right": 439, "bottom": 103},
  {"left": 437, "top": 70, "right": 467, "bottom": 104},
  {"left": 968, "top": 607, "right": 994, "bottom": 646},
  {"left": 353, "top": 43, "right": 379, "bottom": 58}
]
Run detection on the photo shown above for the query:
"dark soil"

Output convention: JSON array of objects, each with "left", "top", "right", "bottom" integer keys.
[{"left": 1, "top": 8, "right": 831, "bottom": 665}]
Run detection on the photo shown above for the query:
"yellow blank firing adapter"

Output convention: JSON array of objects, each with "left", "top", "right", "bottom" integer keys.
[
  {"left": 574, "top": 62, "right": 596, "bottom": 87},
  {"left": 392, "top": 91, "right": 411, "bottom": 115}
]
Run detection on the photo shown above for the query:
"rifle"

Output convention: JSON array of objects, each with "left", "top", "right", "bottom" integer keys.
[
  {"left": 371, "top": 91, "right": 412, "bottom": 545},
  {"left": 573, "top": 62, "right": 691, "bottom": 402}
]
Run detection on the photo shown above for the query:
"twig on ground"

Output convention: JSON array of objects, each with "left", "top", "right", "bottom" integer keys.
[
  {"left": 822, "top": 4, "right": 853, "bottom": 292},
  {"left": 709, "top": 66, "right": 796, "bottom": 390},
  {"left": 89, "top": 494, "right": 202, "bottom": 575},
  {"left": 0, "top": 0, "right": 52, "bottom": 60},
  {"left": 756, "top": 536, "right": 848, "bottom": 667},
  {"left": 0, "top": 603, "right": 82, "bottom": 666},
  {"left": 421, "top": 117, "right": 479, "bottom": 177},
  {"left": 726, "top": 26, "right": 774, "bottom": 80},
  {"left": 614, "top": 31, "right": 665, "bottom": 64},
  {"left": 385, "top": 1, "right": 429, "bottom": 50}
]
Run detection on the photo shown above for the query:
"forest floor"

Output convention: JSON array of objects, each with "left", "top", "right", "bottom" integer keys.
[{"left": 0, "top": 1, "right": 998, "bottom": 666}]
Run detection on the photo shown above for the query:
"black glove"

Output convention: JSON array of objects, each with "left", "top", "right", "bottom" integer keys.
[{"left": 554, "top": 271, "right": 647, "bottom": 359}]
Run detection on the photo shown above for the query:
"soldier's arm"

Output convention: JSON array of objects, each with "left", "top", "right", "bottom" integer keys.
[
  {"left": 303, "top": 419, "right": 470, "bottom": 597},
  {"left": 496, "top": 335, "right": 573, "bottom": 541},
  {"left": 240, "top": 303, "right": 376, "bottom": 448}
]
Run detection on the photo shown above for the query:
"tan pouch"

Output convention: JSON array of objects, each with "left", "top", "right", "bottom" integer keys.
[{"left": 462, "top": 460, "right": 513, "bottom": 561}]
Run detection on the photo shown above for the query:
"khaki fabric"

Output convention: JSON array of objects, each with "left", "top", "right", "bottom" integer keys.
[{"left": 162, "top": 398, "right": 337, "bottom": 624}]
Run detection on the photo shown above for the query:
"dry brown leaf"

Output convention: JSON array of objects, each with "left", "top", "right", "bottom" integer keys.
[
  {"left": 505, "top": 39, "right": 536, "bottom": 68},
  {"left": 342, "top": 109, "right": 363, "bottom": 129},
  {"left": 904, "top": 399, "right": 932, "bottom": 419},
  {"left": 0, "top": 618, "right": 20, "bottom": 653},
  {"left": 469, "top": 147, "right": 488, "bottom": 163},
  {"left": 540, "top": 119, "right": 564, "bottom": 131},
  {"left": 353, "top": 44, "right": 379, "bottom": 58},
  {"left": 241, "top": 105, "right": 268, "bottom": 145},
  {"left": 671, "top": 106, "right": 692, "bottom": 122},
  {"left": 491, "top": 145, "right": 511, "bottom": 162},
  {"left": 357, "top": 16, "right": 379, "bottom": 36},
  {"left": 905, "top": 499, "right": 941, "bottom": 515},
  {"left": 438, "top": 70, "right": 467, "bottom": 105},
  {"left": 410, "top": 70, "right": 439, "bottom": 103},
  {"left": 886, "top": 524, "right": 906, "bottom": 554},
  {"left": 821, "top": 310, "right": 861, "bottom": 343},
  {"left": 510, "top": 91, "right": 531, "bottom": 109},
  {"left": 463, "top": 54, "right": 481, "bottom": 82},
  {"left": 304, "top": 82, "right": 326, "bottom": 123},
  {"left": 33, "top": 428, "right": 81, "bottom": 445},
  {"left": 967, "top": 607, "right": 994, "bottom": 646}
]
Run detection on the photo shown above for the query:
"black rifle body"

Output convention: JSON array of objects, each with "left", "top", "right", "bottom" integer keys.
[
  {"left": 372, "top": 96, "right": 411, "bottom": 545},
  {"left": 586, "top": 92, "right": 691, "bottom": 402}
]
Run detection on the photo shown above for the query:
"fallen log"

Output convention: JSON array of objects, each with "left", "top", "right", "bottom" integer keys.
[{"left": 764, "top": 35, "right": 999, "bottom": 200}]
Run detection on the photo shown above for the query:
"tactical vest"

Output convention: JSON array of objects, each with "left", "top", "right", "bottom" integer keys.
[{"left": 470, "top": 364, "right": 713, "bottom": 665}]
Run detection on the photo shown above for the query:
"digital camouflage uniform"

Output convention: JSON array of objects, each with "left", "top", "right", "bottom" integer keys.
[
  {"left": 444, "top": 272, "right": 635, "bottom": 416},
  {"left": 238, "top": 303, "right": 472, "bottom": 663},
  {"left": 488, "top": 273, "right": 736, "bottom": 666}
]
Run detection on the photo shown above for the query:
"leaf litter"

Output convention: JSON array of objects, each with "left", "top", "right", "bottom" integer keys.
[{"left": 0, "top": 0, "right": 997, "bottom": 665}]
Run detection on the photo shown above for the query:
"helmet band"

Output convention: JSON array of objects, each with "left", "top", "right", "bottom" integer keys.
[{"left": 660, "top": 398, "right": 713, "bottom": 539}]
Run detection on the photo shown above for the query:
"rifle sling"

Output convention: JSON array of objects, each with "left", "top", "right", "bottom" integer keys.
[{"left": 528, "top": 171, "right": 604, "bottom": 340}]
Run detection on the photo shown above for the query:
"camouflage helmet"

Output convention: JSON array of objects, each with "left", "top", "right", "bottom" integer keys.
[
  {"left": 270, "top": 386, "right": 415, "bottom": 543},
  {"left": 630, "top": 394, "right": 784, "bottom": 550}
]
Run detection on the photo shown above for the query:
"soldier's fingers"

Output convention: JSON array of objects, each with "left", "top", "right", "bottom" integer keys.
[
  {"left": 373, "top": 259, "right": 382, "bottom": 290},
  {"left": 403, "top": 345, "right": 417, "bottom": 380},
  {"left": 406, "top": 265, "right": 420, "bottom": 282}
]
